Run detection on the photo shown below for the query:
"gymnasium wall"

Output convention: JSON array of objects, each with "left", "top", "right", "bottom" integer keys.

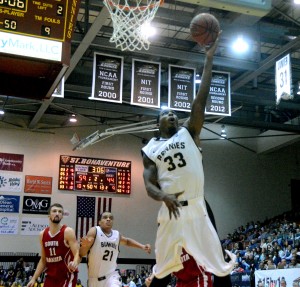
[{"left": 0, "top": 125, "right": 299, "bottom": 257}]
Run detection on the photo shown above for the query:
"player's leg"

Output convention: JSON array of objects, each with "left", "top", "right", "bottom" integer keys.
[
  {"left": 105, "top": 271, "right": 122, "bottom": 287},
  {"left": 205, "top": 199, "right": 232, "bottom": 287}
]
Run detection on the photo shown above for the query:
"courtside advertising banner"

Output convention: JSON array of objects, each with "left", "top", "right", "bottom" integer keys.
[
  {"left": 0, "top": 153, "right": 24, "bottom": 172},
  {"left": 24, "top": 175, "right": 52, "bottom": 194},
  {"left": 205, "top": 71, "right": 231, "bottom": 116},
  {"left": 90, "top": 53, "right": 123, "bottom": 103},
  {"left": 22, "top": 196, "right": 51, "bottom": 214},
  {"left": 131, "top": 59, "right": 160, "bottom": 108},
  {"left": 21, "top": 217, "right": 49, "bottom": 235},
  {"left": 0, "top": 195, "right": 20, "bottom": 213},
  {"left": 169, "top": 65, "right": 195, "bottom": 112},
  {"left": 0, "top": 173, "right": 22, "bottom": 192},
  {"left": 0, "top": 216, "right": 18, "bottom": 235},
  {"left": 255, "top": 269, "right": 300, "bottom": 286}
]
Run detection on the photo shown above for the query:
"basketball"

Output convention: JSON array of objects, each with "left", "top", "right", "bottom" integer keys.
[{"left": 190, "top": 13, "right": 220, "bottom": 46}]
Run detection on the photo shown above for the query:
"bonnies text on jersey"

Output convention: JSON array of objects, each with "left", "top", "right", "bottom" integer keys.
[
  {"left": 101, "top": 242, "right": 117, "bottom": 249},
  {"left": 157, "top": 142, "right": 185, "bottom": 161}
]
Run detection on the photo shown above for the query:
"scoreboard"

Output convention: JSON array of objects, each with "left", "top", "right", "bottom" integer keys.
[
  {"left": 59, "top": 155, "right": 131, "bottom": 194},
  {"left": 0, "top": 0, "right": 81, "bottom": 100},
  {"left": 0, "top": 0, "right": 78, "bottom": 42}
]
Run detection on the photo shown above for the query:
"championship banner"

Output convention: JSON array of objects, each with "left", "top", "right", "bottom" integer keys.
[
  {"left": 21, "top": 217, "right": 49, "bottom": 235},
  {"left": 0, "top": 216, "right": 18, "bottom": 235},
  {"left": 205, "top": 71, "right": 231, "bottom": 116},
  {"left": 255, "top": 268, "right": 300, "bottom": 286},
  {"left": 131, "top": 59, "right": 160, "bottom": 108},
  {"left": 275, "top": 53, "right": 293, "bottom": 104},
  {"left": 168, "top": 65, "right": 195, "bottom": 112},
  {"left": 0, "top": 173, "right": 22, "bottom": 192},
  {"left": 90, "top": 53, "right": 123, "bottom": 103},
  {"left": 24, "top": 175, "right": 52, "bottom": 194},
  {"left": 22, "top": 196, "right": 51, "bottom": 214},
  {"left": 0, "top": 153, "right": 24, "bottom": 172},
  {"left": 0, "top": 195, "right": 20, "bottom": 213}
]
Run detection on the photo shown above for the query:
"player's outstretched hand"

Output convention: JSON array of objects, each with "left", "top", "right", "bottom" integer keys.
[
  {"left": 163, "top": 191, "right": 184, "bottom": 220},
  {"left": 143, "top": 243, "right": 151, "bottom": 254}
]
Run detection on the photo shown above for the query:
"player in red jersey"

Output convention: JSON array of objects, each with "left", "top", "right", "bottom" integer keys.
[
  {"left": 27, "top": 203, "right": 81, "bottom": 287},
  {"left": 145, "top": 248, "right": 212, "bottom": 287}
]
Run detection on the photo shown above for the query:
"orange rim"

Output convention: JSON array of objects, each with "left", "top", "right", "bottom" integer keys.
[{"left": 106, "top": 0, "right": 164, "bottom": 12}]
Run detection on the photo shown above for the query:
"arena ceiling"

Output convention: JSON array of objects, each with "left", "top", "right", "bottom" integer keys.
[{"left": 1, "top": 0, "right": 300, "bottom": 150}]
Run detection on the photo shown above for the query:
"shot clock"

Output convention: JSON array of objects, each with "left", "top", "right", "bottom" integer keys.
[
  {"left": 0, "top": 0, "right": 26, "bottom": 11},
  {"left": 58, "top": 155, "right": 131, "bottom": 194}
]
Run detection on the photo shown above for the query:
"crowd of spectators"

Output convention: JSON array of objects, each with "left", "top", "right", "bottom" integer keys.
[
  {"left": 0, "top": 211, "right": 299, "bottom": 287},
  {"left": 221, "top": 211, "right": 300, "bottom": 286}
]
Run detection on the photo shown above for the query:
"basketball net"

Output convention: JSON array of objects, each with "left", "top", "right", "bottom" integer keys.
[{"left": 103, "top": 0, "right": 163, "bottom": 51}]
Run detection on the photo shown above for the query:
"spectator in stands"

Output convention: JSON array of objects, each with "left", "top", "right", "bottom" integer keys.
[
  {"left": 127, "top": 276, "right": 137, "bottom": 287},
  {"left": 258, "top": 248, "right": 266, "bottom": 263},
  {"left": 272, "top": 250, "right": 281, "bottom": 267},
  {"left": 0, "top": 266, "right": 5, "bottom": 281},
  {"left": 243, "top": 247, "right": 253, "bottom": 259},
  {"left": 230, "top": 262, "right": 244, "bottom": 274},
  {"left": 266, "top": 259, "right": 276, "bottom": 270},
  {"left": 260, "top": 238, "right": 267, "bottom": 250},
  {"left": 76, "top": 279, "right": 83, "bottom": 287},
  {"left": 280, "top": 278, "right": 287, "bottom": 287},
  {"left": 289, "top": 256, "right": 300, "bottom": 268},
  {"left": 241, "top": 254, "right": 255, "bottom": 271},
  {"left": 135, "top": 274, "right": 142, "bottom": 287},
  {"left": 5, "top": 265, "right": 15, "bottom": 283},
  {"left": 277, "top": 258, "right": 289, "bottom": 269}
]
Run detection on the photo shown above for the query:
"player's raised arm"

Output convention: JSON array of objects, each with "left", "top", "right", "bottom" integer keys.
[{"left": 184, "top": 33, "right": 221, "bottom": 138}]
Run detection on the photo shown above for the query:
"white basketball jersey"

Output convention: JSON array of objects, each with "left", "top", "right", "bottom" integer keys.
[
  {"left": 87, "top": 226, "right": 120, "bottom": 278},
  {"left": 142, "top": 127, "right": 204, "bottom": 201}
]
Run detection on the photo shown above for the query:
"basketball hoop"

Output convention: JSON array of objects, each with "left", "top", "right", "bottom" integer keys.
[{"left": 103, "top": 0, "right": 163, "bottom": 51}]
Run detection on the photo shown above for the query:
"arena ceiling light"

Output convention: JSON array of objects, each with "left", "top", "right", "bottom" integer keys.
[
  {"left": 232, "top": 35, "right": 249, "bottom": 53},
  {"left": 69, "top": 114, "right": 77, "bottom": 123}
]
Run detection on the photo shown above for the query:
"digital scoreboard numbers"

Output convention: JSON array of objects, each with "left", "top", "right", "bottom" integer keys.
[
  {"left": 0, "top": 0, "right": 79, "bottom": 41},
  {"left": 59, "top": 155, "right": 131, "bottom": 194}
]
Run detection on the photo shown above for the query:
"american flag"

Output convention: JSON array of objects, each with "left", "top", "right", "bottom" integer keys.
[{"left": 76, "top": 196, "right": 112, "bottom": 239}]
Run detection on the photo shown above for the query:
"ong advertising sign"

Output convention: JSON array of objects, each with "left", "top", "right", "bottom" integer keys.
[{"left": 22, "top": 196, "right": 51, "bottom": 214}]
